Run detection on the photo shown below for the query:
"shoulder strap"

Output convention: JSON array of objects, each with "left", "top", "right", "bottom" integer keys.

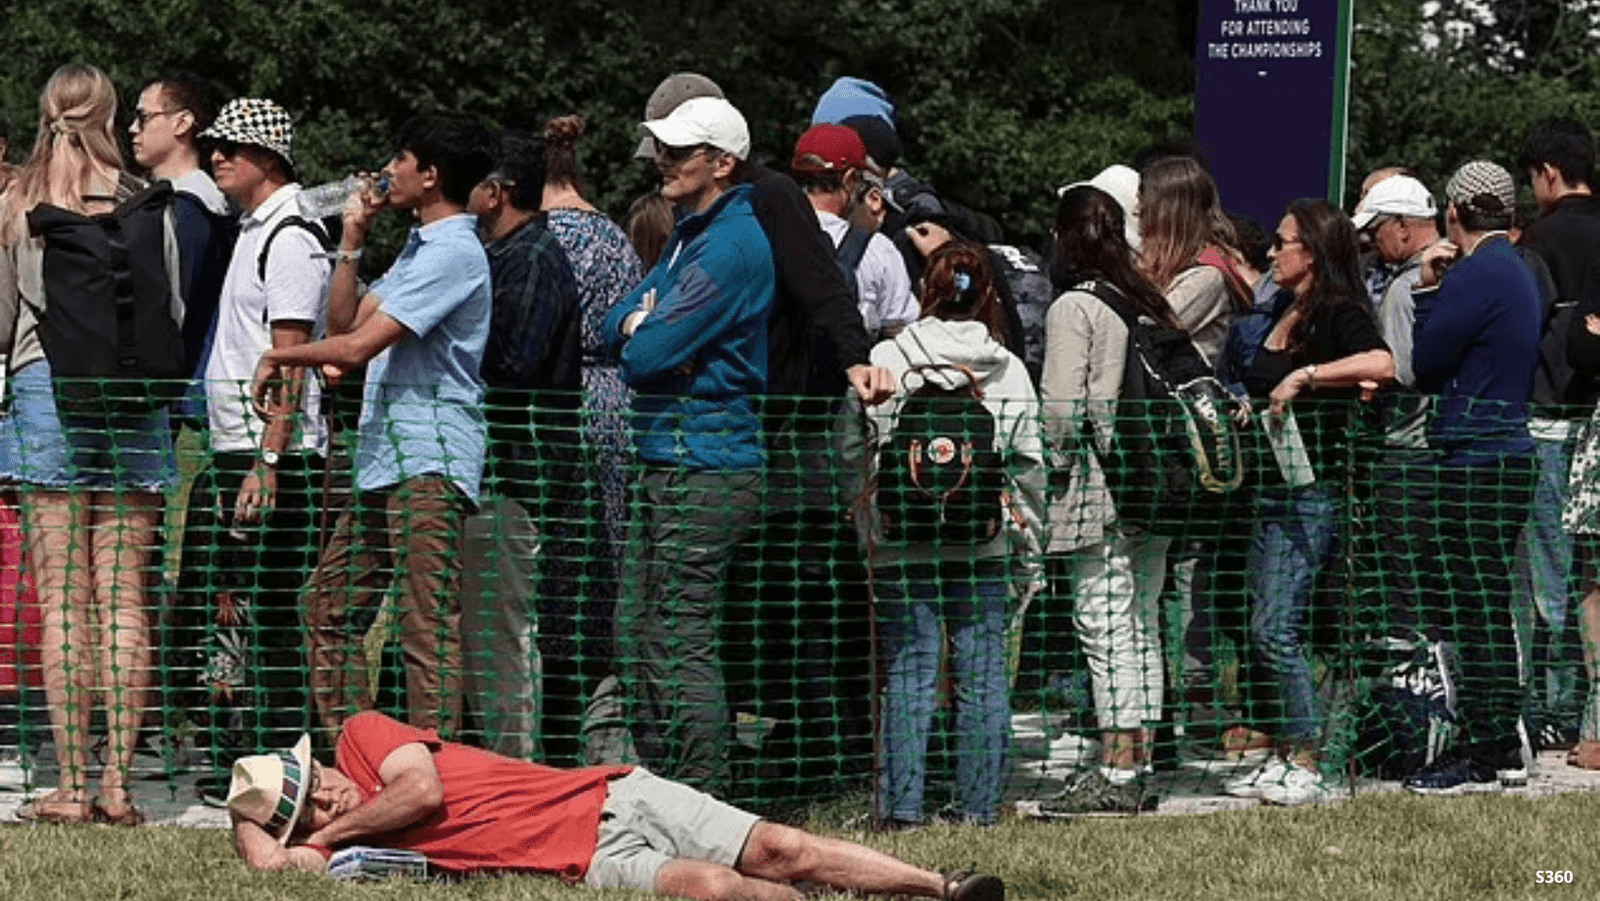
[
  {"left": 1076, "top": 278, "right": 1142, "bottom": 328},
  {"left": 836, "top": 225, "right": 874, "bottom": 273},
  {"left": 257, "top": 214, "right": 331, "bottom": 282}
]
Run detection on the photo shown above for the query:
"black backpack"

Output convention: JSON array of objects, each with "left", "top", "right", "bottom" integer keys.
[
  {"left": 1082, "top": 280, "right": 1247, "bottom": 537},
  {"left": 256, "top": 214, "right": 334, "bottom": 283},
  {"left": 875, "top": 363, "right": 1007, "bottom": 545},
  {"left": 987, "top": 244, "right": 1053, "bottom": 385},
  {"left": 26, "top": 179, "right": 186, "bottom": 418},
  {"left": 833, "top": 223, "right": 874, "bottom": 303}
]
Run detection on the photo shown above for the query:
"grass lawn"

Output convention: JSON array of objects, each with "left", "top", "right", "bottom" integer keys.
[{"left": 2, "top": 790, "right": 1597, "bottom": 901}]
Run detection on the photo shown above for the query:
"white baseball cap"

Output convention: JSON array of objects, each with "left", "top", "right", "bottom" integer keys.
[
  {"left": 640, "top": 96, "right": 750, "bottom": 161},
  {"left": 1059, "top": 164, "right": 1142, "bottom": 252},
  {"left": 1352, "top": 174, "right": 1437, "bottom": 228}
]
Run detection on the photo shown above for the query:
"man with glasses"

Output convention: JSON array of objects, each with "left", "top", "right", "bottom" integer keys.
[
  {"left": 1352, "top": 174, "right": 1439, "bottom": 388},
  {"left": 605, "top": 97, "right": 774, "bottom": 797},
  {"left": 460, "top": 129, "right": 582, "bottom": 761},
  {"left": 174, "top": 99, "right": 330, "bottom": 786},
  {"left": 130, "top": 73, "right": 232, "bottom": 373}
]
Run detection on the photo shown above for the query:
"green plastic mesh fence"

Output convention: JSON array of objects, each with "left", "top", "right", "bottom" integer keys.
[{"left": 0, "top": 382, "right": 1587, "bottom": 821}]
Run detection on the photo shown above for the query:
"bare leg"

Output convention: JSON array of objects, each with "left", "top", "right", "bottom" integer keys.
[
  {"left": 736, "top": 823, "right": 945, "bottom": 898},
  {"left": 91, "top": 489, "right": 160, "bottom": 816},
  {"left": 22, "top": 489, "right": 93, "bottom": 814},
  {"left": 656, "top": 857, "right": 803, "bottom": 901}
]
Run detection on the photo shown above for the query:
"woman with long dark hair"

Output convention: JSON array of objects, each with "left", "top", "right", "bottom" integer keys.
[
  {"left": 1038, "top": 185, "right": 1184, "bottom": 814},
  {"left": 0, "top": 64, "right": 177, "bottom": 825},
  {"left": 1224, "top": 198, "right": 1393, "bottom": 805}
]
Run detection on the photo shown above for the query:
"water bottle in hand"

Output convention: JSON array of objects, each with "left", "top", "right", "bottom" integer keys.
[{"left": 298, "top": 174, "right": 390, "bottom": 219}]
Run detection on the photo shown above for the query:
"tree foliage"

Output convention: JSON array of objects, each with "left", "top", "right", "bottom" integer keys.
[
  {"left": 0, "top": 0, "right": 1199, "bottom": 249},
  {"left": 1347, "top": 0, "right": 1600, "bottom": 206}
]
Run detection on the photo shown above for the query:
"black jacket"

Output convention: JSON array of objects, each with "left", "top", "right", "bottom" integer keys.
[
  {"left": 741, "top": 162, "right": 873, "bottom": 399},
  {"left": 1521, "top": 193, "right": 1600, "bottom": 410}
]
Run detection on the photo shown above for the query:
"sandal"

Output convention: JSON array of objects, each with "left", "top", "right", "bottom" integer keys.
[
  {"left": 93, "top": 795, "right": 147, "bottom": 827},
  {"left": 15, "top": 790, "right": 94, "bottom": 825},
  {"left": 1567, "top": 740, "right": 1600, "bottom": 770},
  {"left": 942, "top": 869, "right": 1005, "bottom": 901}
]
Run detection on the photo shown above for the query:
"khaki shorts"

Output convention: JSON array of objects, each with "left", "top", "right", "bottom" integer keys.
[{"left": 584, "top": 769, "right": 761, "bottom": 891}]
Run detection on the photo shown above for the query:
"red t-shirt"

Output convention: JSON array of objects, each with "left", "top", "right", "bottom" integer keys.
[{"left": 334, "top": 712, "right": 633, "bottom": 877}]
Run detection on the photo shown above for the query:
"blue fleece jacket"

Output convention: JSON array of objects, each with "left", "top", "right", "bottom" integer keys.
[
  {"left": 1412, "top": 234, "right": 1540, "bottom": 464},
  {"left": 603, "top": 184, "right": 773, "bottom": 471}
]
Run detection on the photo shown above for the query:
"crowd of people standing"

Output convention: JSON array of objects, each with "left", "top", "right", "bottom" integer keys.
[{"left": 0, "top": 64, "right": 1596, "bottom": 850}]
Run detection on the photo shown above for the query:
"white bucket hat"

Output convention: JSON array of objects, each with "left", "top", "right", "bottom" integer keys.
[
  {"left": 226, "top": 733, "right": 313, "bottom": 845},
  {"left": 199, "top": 97, "right": 295, "bottom": 167},
  {"left": 1060, "top": 164, "right": 1143, "bottom": 252}
]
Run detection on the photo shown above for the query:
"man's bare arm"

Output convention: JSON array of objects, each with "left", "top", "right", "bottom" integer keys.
[
  {"left": 303, "top": 742, "right": 444, "bottom": 849},
  {"left": 231, "top": 813, "right": 329, "bottom": 874},
  {"left": 252, "top": 308, "right": 407, "bottom": 417}
]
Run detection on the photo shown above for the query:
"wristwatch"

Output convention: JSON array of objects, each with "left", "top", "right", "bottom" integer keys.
[{"left": 258, "top": 448, "right": 281, "bottom": 468}]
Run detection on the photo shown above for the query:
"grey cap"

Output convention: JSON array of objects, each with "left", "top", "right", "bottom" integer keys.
[{"left": 635, "top": 73, "right": 724, "bottom": 159}]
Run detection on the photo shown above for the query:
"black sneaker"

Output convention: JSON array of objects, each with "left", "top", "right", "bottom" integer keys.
[{"left": 1403, "top": 755, "right": 1501, "bottom": 795}]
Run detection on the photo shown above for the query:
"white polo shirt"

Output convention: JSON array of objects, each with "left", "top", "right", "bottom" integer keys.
[{"left": 204, "top": 184, "right": 330, "bottom": 455}]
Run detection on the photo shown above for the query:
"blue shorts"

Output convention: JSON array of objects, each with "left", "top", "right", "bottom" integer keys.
[{"left": 0, "top": 360, "right": 176, "bottom": 493}]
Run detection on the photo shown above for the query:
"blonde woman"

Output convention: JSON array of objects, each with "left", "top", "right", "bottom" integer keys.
[{"left": 0, "top": 64, "right": 175, "bottom": 825}]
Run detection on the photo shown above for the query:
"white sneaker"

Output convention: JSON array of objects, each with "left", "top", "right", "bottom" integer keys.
[
  {"left": 1224, "top": 758, "right": 1291, "bottom": 799},
  {"left": 0, "top": 749, "right": 33, "bottom": 793},
  {"left": 1256, "top": 762, "right": 1332, "bottom": 806}
]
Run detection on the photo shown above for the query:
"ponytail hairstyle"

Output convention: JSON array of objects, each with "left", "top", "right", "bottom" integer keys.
[
  {"left": 2, "top": 64, "right": 124, "bottom": 245},
  {"left": 542, "top": 114, "right": 586, "bottom": 197},
  {"left": 919, "top": 240, "right": 1008, "bottom": 346}
]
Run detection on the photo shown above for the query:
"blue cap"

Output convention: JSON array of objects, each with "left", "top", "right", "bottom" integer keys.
[{"left": 811, "top": 77, "right": 895, "bottom": 128}]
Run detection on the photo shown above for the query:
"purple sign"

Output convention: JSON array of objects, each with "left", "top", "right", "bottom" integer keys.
[{"left": 1195, "top": 0, "right": 1353, "bottom": 231}]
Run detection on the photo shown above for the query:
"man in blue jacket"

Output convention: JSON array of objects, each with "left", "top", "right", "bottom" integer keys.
[
  {"left": 1400, "top": 160, "right": 1541, "bottom": 794},
  {"left": 604, "top": 96, "right": 774, "bottom": 796}
]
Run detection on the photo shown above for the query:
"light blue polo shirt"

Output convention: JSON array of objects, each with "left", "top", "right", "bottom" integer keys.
[{"left": 358, "top": 213, "right": 491, "bottom": 502}]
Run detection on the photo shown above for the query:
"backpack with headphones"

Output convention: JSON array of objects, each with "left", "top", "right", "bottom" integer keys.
[{"left": 1081, "top": 279, "right": 1248, "bottom": 537}]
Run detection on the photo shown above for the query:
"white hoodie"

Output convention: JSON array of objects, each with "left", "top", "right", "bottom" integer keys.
[{"left": 838, "top": 318, "right": 1048, "bottom": 569}]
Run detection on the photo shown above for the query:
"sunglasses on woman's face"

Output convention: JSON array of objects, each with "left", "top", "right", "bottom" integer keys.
[{"left": 211, "top": 139, "right": 241, "bottom": 159}]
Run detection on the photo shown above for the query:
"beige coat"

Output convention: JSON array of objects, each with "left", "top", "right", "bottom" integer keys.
[{"left": 1040, "top": 286, "right": 1129, "bottom": 554}]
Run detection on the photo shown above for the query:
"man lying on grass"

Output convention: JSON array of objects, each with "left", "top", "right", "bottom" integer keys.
[{"left": 228, "top": 711, "right": 1003, "bottom": 901}]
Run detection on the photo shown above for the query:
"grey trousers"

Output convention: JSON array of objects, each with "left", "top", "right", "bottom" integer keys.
[
  {"left": 460, "top": 494, "right": 541, "bottom": 759},
  {"left": 617, "top": 467, "right": 762, "bottom": 795}
]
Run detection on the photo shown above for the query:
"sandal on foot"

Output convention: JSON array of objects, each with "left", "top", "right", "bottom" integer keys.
[
  {"left": 943, "top": 870, "right": 1004, "bottom": 901},
  {"left": 1567, "top": 740, "right": 1600, "bottom": 770},
  {"left": 93, "top": 798, "right": 147, "bottom": 827},
  {"left": 15, "top": 791, "right": 93, "bottom": 825}
]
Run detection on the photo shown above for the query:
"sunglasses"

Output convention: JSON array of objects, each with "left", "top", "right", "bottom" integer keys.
[
  {"left": 211, "top": 138, "right": 242, "bottom": 159},
  {"left": 1272, "top": 234, "right": 1305, "bottom": 251},
  {"left": 657, "top": 143, "right": 712, "bottom": 165},
  {"left": 132, "top": 108, "right": 184, "bottom": 130}
]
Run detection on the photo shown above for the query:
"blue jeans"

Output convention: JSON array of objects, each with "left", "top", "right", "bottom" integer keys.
[
  {"left": 1513, "top": 432, "right": 1577, "bottom": 711},
  {"left": 875, "top": 560, "right": 1011, "bottom": 824},
  {"left": 1248, "top": 486, "right": 1337, "bottom": 743}
]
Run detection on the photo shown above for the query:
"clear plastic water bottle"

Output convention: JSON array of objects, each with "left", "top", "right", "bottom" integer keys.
[{"left": 297, "top": 174, "right": 390, "bottom": 219}]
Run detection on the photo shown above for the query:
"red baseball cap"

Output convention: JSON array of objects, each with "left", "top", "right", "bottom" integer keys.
[{"left": 792, "top": 123, "right": 868, "bottom": 175}]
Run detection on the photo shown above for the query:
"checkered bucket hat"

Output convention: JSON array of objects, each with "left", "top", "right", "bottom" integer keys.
[{"left": 200, "top": 97, "right": 295, "bottom": 167}]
